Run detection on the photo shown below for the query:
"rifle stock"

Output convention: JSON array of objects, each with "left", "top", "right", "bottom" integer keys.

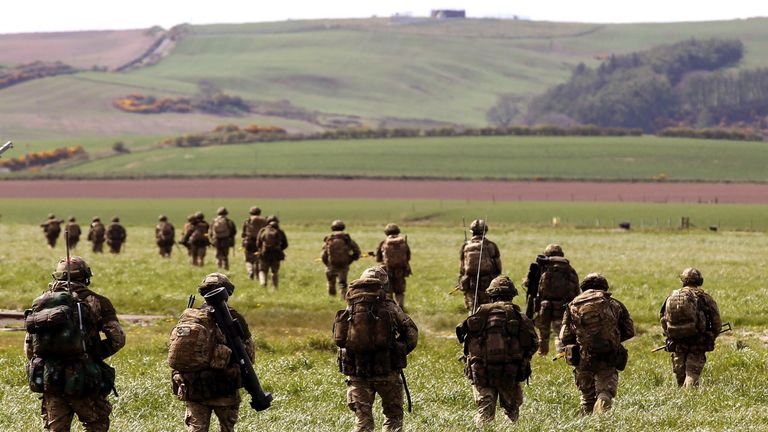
[{"left": 652, "top": 322, "right": 733, "bottom": 353}]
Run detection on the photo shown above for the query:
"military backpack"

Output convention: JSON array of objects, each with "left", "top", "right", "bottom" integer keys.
[
  {"left": 463, "top": 239, "right": 494, "bottom": 275},
  {"left": 567, "top": 290, "right": 620, "bottom": 355},
  {"left": 25, "top": 290, "right": 93, "bottom": 358},
  {"left": 539, "top": 257, "right": 578, "bottom": 300},
  {"left": 382, "top": 236, "right": 408, "bottom": 269},
  {"left": 158, "top": 222, "right": 174, "bottom": 241},
  {"left": 90, "top": 222, "right": 105, "bottom": 239},
  {"left": 662, "top": 289, "right": 706, "bottom": 339},
  {"left": 168, "top": 308, "right": 231, "bottom": 372},
  {"left": 212, "top": 217, "right": 232, "bottom": 241},
  {"left": 46, "top": 220, "right": 62, "bottom": 235},
  {"left": 326, "top": 233, "right": 353, "bottom": 267},
  {"left": 260, "top": 225, "right": 282, "bottom": 253},
  {"left": 244, "top": 216, "right": 266, "bottom": 242}
]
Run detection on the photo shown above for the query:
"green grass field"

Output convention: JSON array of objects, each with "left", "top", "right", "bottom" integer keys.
[
  {"left": 1, "top": 199, "right": 768, "bottom": 430},
  {"left": 55, "top": 135, "right": 768, "bottom": 182}
]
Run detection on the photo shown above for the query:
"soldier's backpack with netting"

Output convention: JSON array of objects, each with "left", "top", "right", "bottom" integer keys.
[
  {"left": 662, "top": 289, "right": 706, "bottom": 339},
  {"left": 463, "top": 240, "right": 494, "bottom": 275},
  {"left": 212, "top": 217, "right": 232, "bottom": 241},
  {"left": 158, "top": 222, "right": 174, "bottom": 241},
  {"left": 382, "top": 236, "right": 408, "bottom": 269},
  {"left": 568, "top": 290, "right": 620, "bottom": 355},
  {"left": 245, "top": 216, "right": 266, "bottom": 242},
  {"left": 326, "top": 233, "right": 352, "bottom": 267},
  {"left": 539, "top": 257, "right": 578, "bottom": 300},
  {"left": 168, "top": 308, "right": 230, "bottom": 372},
  {"left": 464, "top": 304, "right": 525, "bottom": 365},
  {"left": 25, "top": 290, "right": 94, "bottom": 359},
  {"left": 260, "top": 225, "right": 282, "bottom": 253},
  {"left": 334, "top": 288, "right": 394, "bottom": 354}
]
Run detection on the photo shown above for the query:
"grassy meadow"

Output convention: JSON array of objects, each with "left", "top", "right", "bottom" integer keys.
[{"left": 1, "top": 199, "right": 768, "bottom": 430}]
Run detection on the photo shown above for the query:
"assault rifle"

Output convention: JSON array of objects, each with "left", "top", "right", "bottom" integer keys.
[
  {"left": 524, "top": 255, "right": 547, "bottom": 319},
  {"left": 203, "top": 287, "right": 273, "bottom": 411},
  {"left": 651, "top": 322, "right": 733, "bottom": 353},
  {"left": 0, "top": 141, "right": 12, "bottom": 157}
]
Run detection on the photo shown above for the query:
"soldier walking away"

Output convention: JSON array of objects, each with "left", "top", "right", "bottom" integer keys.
[
  {"left": 456, "top": 276, "right": 537, "bottom": 427},
  {"left": 241, "top": 207, "right": 267, "bottom": 280},
  {"left": 87, "top": 217, "right": 106, "bottom": 254},
  {"left": 169, "top": 273, "right": 257, "bottom": 432},
  {"left": 322, "top": 220, "right": 361, "bottom": 298},
  {"left": 375, "top": 223, "right": 411, "bottom": 310},
  {"left": 187, "top": 212, "right": 210, "bottom": 267},
  {"left": 333, "top": 267, "right": 419, "bottom": 432},
  {"left": 179, "top": 214, "right": 197, "bottom": 258},
  {"left": 106, "top": 217, "right": 127, "bottom": 254},
  {"left": 65, "top": 217, "right": 82, "bottom": 250},
  {"left": 155, "top": 215, "right": 176, "bottom": 258},
  {"left": 659, "top": 268, "right": 722, "bottom": 387},
  {"left": 210, "top": 207, "right": 237, "bottom": 270},
  {"left": 560, "top": 273, "right": 634, "bottom": 415},
  {"left": 459, "top": 219, "right": 502, "bottom": 311},
  {"left": 523, "top": 244, "right": 579, "bottom": 356},
  {"left": 40, "top": 214, "right": 63, "bottom": 249},
  {"left": 255, "top": 216, "right": 288, "bottom": 289},
  {"left": 25, "top": 256, "right": 126, "bottom": 431}
]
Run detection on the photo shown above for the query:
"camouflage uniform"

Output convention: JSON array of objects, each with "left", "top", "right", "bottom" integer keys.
[
  {"left": 457, "top": 277, "right": 537, "bottom": 426},
  {"left": 255, "top": 216, "right": 288, "bottom": 289},
  {"left": 375, "top": 224, "right": 411, "bottom": 309},
  {"left": 210, "top": 208, "right": 237, "bottom": 270},
  {"left": 25, "top": 257, "right": 126, "bottom": 432},
  {"left": 87, "top": 218, "right": 105, "bottom": 254},
  {"left": 105, "top": 217, "right": 126, "bottom": 254},
  {"left": 459, "top": 220, "right": 501, "bottom": 311},
  {"left": 179, "top": 215, "right": 196, "bottom": 258},
  {"left": 65, "top": 217, "right": 82, "bottom": 250},
  {"left": 241, "top": 207, "right": 267, "bottom": 279},
  {"left": 323, "top": 220, "right": 361, "bottom": 298},
  {"left": 41, "top": 214, "right": 63, "bottom": 248},
  {"left": 172, "top": 274, "right": 255, "bottom": 432},
  {"left": 660, "top": 268, "right": 722, "bottom": 387},
  {"left": 338, "top": 267, "right": 419, "bottom": 432},
  {"left": 560, "top": 273, "right": 634, "bottom": 415},
  {"left": 184, "top": 213, "right": 210, "bottom": 267},
  {"left": 155, "top": 215, "right": 175, "bottom": 258}
]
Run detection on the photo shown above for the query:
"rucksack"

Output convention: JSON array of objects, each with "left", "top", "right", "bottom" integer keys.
[
  {"left": 168, "top": 308, "right": 229, "bottom": 372},
  {"left": 568, "top": 290, "right": 620, "bottom": 355},
  {"left": 47, "top": 220, "right": 62, "bottom": 235},
  {"left": 190, "top": 223, "right": 208, "bottom": 242},
  {"left": 245, "top": 216, "right": 266, "bottom": 242},
  {"left": 463, "top": 240, "right": 494, "bottom": 275},
  {"left": 107, "top": 224, "right": 125, "bottom": 241},
  {"left": 260, "top": 225, "right": 282, "bottom": 253},
  {"left": 25, "top": 290, "right": 93, "bottom": 359},
  {"left": 158, "top": 222, "right": 174, "bottom": 241},
  {"left": 464, "top": 304, "right": 525, "bottom": 365},
  {"left": 212, "top": 217, "right": 231, "bottom": 240},
  {"left": 91, "top": 223, "right": 105, "bottom": 239},
  {"left": 663, "top": 289, "right": 706, "bottom": 339},
  {"left": 382, "top": 236, "right": 408, "bottom": 269},
  {"left": 539, "top": 257, "right": 578, "bottom": 300},
  {"left": 326, "top": 234, "right": 351, "bottom": 267},
  {"left": 334, "top": 289, "right": 394, "bottom": 353}
]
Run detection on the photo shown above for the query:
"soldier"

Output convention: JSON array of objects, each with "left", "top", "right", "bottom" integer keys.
[
  {"left": 334, "top": 267, "right": 419, "bottom": 432},
  {"left": 188, "top": 212, "right": 210, "bottom": 267},
  {"left": 524, "top": 244, "right": 579, "bottom": 356},
  {"left": 40, "top": 213, "right": 63, "bottom": 249},
  {"left": 155, "top": 215, "right": 176, "bottom": 258},
  {"left": 210, "top": 207, "right": 237, "bottom": 270},
  {"left": 457, "top": 276, "right": 537, "bottom": 426},
  {"left": 659, "top": 267, "right": 722, "bottom": 387},
  {"left": 560, "top": 273, "right": 634, "bottom": 415},
  {"left": 241, "top": 207, "right": 267, "bottom": 280},
  {"left": 179, "top": 214, "right": 197, "bottom": 258},
  {"left": 87, "top": 217, "right": 106, "bottom": 254},
  {"left": 375, "top": 223, "right": 411, "bottom": 310},
  {"left": 255, "top": 216, "right": 288, "bottom": 289},
  {"left": 25, "top": 256, "right": 126, "bottom": 431},
  {"left": 459, "top": 219, "right": 502, "bottom": 311},
  {"left": 106, "top": 216, "right": 127, "bottom": 254},
  {"left": 169, "top": 273, "right": 254, "bottom": 432},
  {"left": 321, "top": 220, "right": 361, "bottom": 298},
  {"left": 65, "top": 217, "right": 82, "bottom": 250}
]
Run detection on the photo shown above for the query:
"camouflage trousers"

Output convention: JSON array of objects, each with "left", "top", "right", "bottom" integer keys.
[
  {"left": 671, "top": 350, "right": 707, "bottom": 387},
  {"left": 461, "top": 275, "right": 492, "bottom": 311},
  {"left": 243, "top": 242, "right": 259, "bottom": 278},
  {"left": 346, "top": 373, "right": 404, "bottom": 432},
  {"left": 184, "top": 401, "right": 239, "bottom": 432},
  {"left": 46, "top": 234, "right": 59, "bottom": 248},
  {"left": 326, "top": 265, "right": 350, "bottom": 297},
  {"left": 68, "top": 238, "right": 80, "bottom": 250},
  {"left": 91, "top": 240, "right": 104, "bottom": 253},
  {"left": 258, "top": 258, "right": 281, "bottom": 289},
  {"left": 213, "top": 240, "right": 230, "bottom": 270},
  {"left": 472, "top": 382, "right": 523, "bottom": 426},
  {"left": 157, "top": 240, "right": 174, "bottom": 257},
  {"left": 535, "top": 303, "right": 566, "bottom": 355},
  {"left": 107, "top": 240, "right": 122, "bottom": 254},
  {"left": 41, "top": 392, "right": 112, "bottom": 432},
  {"left": 191, "top": 244, "right": 207, "bottom": 266},
  {"left": 386, "top": 268, "right": 408, "bottom": 310},
  {"left": 573, "top": 366, "right": 619, "bottom": 414}
]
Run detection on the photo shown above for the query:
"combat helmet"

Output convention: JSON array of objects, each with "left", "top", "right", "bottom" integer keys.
[
  {"left": 217, "top": 207, "right": 228, "bottom": 216},
  {"left": 331, "top": 220, "right": 346, "bottom": 231},
  {"left": 48, "top": 213, "right": 56, "bottom": 219},
  {"left": 543, "top": 244, "right": 564, "bottom": 257},
  {"left": 470, "top": 219, "right": 488, "bottom": 235},
  {"left": 52, "top": 256, "right": 92, "bottom": 283},
  {"left": 266, "top": 215, "right": 280, "bottom": 225},
  {"left": 92, "top": 216, "right": 101, "bottom": 222},
  {"left": 384, "top": 223, "right": 400, "bottom": 235},
  {"left": 680, "top": 267, "right": 704, "bottom": 287},
  {"left": 486, "top": 276, "right": 518, "bottom": 298},
  {"left": 68, "top": 216, "right": 76, "bottom": 222},
  {"left": 111, "top": 216, "right": 120, "bottom": 223},
  {"left": 580, "top": 273, "right": 609, "bottom": 292},
  {"left": 249, "top": 206, "right": 262, "bottom": 216},
  {"left": 158, "top": 214, "right": 168, "bottom": 222},
  {"left": 198, "top": 272, "right": 235, "bottom": 296},
  {"left": 359, "top": 266, "right": 389, "bottom": 286},
  {"left": 194, "top": 211, "right": 204, "bottom": 220}
]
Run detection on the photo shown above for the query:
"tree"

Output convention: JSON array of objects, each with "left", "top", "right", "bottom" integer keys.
[{"left": 486, "top": 95, "right": 523, "bottom": 127}]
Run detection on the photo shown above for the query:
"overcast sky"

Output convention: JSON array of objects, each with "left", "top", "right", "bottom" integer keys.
[{"left": 4, "top": 0, "right": 768, "bottom": 34}]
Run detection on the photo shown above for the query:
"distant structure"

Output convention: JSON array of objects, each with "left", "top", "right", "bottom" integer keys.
[{"left": 431, "top": 9, "right": 466, "bottom": 19}]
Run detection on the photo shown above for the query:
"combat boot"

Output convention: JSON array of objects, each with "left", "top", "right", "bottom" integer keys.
[
  {"left": 683, "top": 374, "right": 700, "bottom": 388},
  {"left": 258, "top": 271, "right": 267, "bottom": 287},
  {"left": 593, "top": 394, "right": 612, "bottom": 413}
]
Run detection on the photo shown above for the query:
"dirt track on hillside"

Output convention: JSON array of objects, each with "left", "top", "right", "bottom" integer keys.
[{"left": 2, "top": 178, "right": 768, "bottom": 203}]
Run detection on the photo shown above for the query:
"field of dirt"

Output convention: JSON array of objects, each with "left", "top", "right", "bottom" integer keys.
[{"left": 2, "top": 178, "right": 768, "bottom": 203}]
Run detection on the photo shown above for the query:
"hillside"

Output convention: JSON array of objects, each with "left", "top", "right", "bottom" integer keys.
[{"left": 4, "top": 17, "right": 768, "bottom": 144}]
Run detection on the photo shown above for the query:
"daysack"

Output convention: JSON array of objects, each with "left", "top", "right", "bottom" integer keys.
[
  {"left": 25, "top": 290, "right": 93, "bottom": 359},
  {"left": 463, "top": 240, "right": 494, "bottom": 275},
  {"left": 158, "top": 222, "right": 174, "bottom": 241},
  {"left": 334, "top": 289, "right": 394, "bottom": 353},
  {"left": 212, "top": 217, "right": 231, "bottom": 240},
  {"left": 663, "top": 289, "right": 706, "bottom": 339},
  {"left": 382, "top": 236, "right": 408, "bottom": 269},
  {"left": 107, "top": 224, "right": 125, "bottom": 241},
  {"left": 568, "top": 290, "right": 620, "bottom": 355},
  {"left": 260, "top": 225, "right": 282, "bottom": 253},
  {"left": 190, "top": 223, "right": 208, "bottom": 242},
  {"left": 539, "top": 257, "right": 578, "bottom": 300},
  {"left": 245, "top": 216, "right": 267, "bottom": 242},
  {"left": 91, "top": 223, "right": 105, "bottom": 239},
  {"left": 464, "top": 305, "right": 524, "bottom": 365},
  {"left": 326, "top": 234, "right": 351, "bottom": 267},
  {"left": 46, "top": 220, "right": 62, "bottom": 235},
  {"left": 168, "top": 308, "right": 230, "bottom": 372}
]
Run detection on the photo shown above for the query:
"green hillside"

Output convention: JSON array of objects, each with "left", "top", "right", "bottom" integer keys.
[{"left": 4, "top": 17, "right": 768, "bottom": 143}]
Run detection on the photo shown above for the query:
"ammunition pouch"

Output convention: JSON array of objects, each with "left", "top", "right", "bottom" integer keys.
[
  {"left": 338, "top": 347, "right": 404, "bottom": 377},
  {"left": 612, "top": 345, "right": 629, "bottom": 371},
  {"left": 565, "top": 344, "right": 580, "bottom": 367},
  {"left": 464, "top": 359, "right": 520, "bottom": 387},
  {"left": 172, "top": 365, "right": 242, "bottom": 401},
  {"left": 515, "top": 360, "right": 531, "bottom": 383},
  {"left": 27, "top": 357, "right": 112, "bottom": 397}
]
